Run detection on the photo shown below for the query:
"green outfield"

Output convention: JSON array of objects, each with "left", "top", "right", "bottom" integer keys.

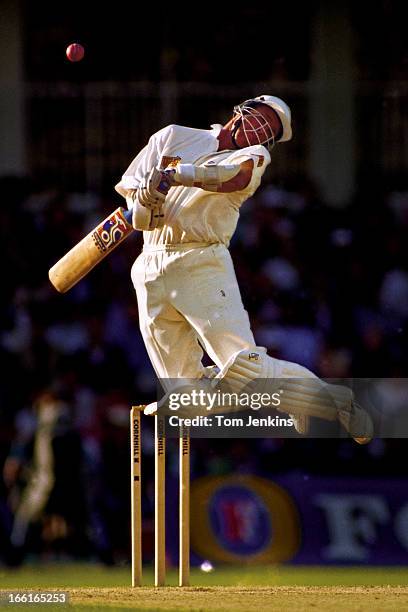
[{"left": 1, "top": 564, "right": 408, "bottom": 611}]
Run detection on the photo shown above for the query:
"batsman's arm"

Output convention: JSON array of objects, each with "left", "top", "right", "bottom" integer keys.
[
  {"left": 164, "top": 160, "right": 253, "bottom": 193},
  {"left": 48, "top": 207, "right": 134, "bottom": 293}
]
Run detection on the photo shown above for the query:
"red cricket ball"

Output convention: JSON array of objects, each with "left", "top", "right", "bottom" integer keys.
[{"left": 66, "top": 43, "right": 85, "bottom": 62}]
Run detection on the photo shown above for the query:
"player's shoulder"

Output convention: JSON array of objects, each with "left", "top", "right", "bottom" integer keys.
[
  {"left": 225, "top": 144, "right": 271, "bottom": 168},
  {"left": 241, "top": 144, "right": 271, "bottom": 161},
  {"left": 154, "top": 124, "right": 210, "bottom": 141}
]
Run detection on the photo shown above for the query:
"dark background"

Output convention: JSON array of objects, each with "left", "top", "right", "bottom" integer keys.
[{"left": 0, "top": 0, "right": 407, "bottom": 565}]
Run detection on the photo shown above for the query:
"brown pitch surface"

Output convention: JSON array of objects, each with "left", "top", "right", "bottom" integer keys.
[{"left": 63, "top": 585, "right": 408, "bottom": 611}]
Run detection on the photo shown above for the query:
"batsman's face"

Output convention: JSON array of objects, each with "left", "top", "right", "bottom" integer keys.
[{"left": 229, "top": 103, "right": 282, "bottom": 148}]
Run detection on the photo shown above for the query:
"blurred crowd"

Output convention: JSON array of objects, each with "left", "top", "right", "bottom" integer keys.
[{"left": 1, "top": 171, "right": 407, "bottom": 564}]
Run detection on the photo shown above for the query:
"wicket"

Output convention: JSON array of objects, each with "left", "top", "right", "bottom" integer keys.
[{"left": 130, "top": 405, "right": 190, "bottom": 587}]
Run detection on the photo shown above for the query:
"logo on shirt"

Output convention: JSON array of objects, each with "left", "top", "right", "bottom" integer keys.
[{"left": 160, "top": 155, "right": 181, "bottom": 170}]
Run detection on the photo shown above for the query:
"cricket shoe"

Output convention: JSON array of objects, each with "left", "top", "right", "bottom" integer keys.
[{"left": 337, "top": 400, "right": 374, "bottom": 444}]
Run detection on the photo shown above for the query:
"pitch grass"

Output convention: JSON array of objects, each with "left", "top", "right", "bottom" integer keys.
[{"left": 1, "top": 564, "right": 408, "bottom": 611}]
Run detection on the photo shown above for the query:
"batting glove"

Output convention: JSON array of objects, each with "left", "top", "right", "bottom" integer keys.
[{"left": 137, "top": 167, "right": 172, "bottom": 209}]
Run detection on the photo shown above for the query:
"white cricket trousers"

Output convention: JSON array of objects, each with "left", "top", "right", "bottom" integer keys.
[
  {"left": 131, "top": 243, "right": 255, "bottom": 381},
  {"left": 132, "top": 243, "right": 354, "bottom": 427}
]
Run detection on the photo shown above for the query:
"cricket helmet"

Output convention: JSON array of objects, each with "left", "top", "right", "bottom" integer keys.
[{"left": 233, "top": 95, "right": 292, "bottom": 146}]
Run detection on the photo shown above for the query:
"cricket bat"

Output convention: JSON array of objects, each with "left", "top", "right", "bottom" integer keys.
[{"left": 48, "top": 207, "right": 134, "bottom": 293}]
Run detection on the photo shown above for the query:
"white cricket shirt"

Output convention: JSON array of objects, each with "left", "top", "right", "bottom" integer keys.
[{"left": 115, "top": 124, "right": 271, "bottom": 246}]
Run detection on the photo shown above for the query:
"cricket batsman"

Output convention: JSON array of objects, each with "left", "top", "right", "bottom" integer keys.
[{"left": 115, "top": 95, "right": 373, "bottom": 443}]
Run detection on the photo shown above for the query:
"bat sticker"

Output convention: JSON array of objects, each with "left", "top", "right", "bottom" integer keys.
[{"left": 92, "top": 209, "right": 133, "bottom": 253}]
